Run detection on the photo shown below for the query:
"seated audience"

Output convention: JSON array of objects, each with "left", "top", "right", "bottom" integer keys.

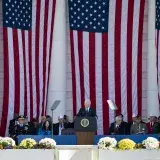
[
  {"left": 130, "top": 116, "right": 148, "bottom": 134},
  {"left": 9, "top": 113, "right": 18, "bottom": 136},
  {"left": 147, "top": 116, "right": 160, "bottom": 134},
  {"left": 10, "top": 115, "right": 31, "bottom": 143},
  {"left": 109, "top": 114, "right": 129, "bottom": 135},
  {"left": 38, "top": 120, "right": 51, "bottom": 135},
  {"left": 24, "top": 116, "right": 31, "bottom": 129},
  {"left": 29, "top": 118, "right": 38, "bottom": 135},
  {"left": 128, "top": 114, "right": 137, "bottom": 132},
  {"left": 38, "top": 116, "right": 46, "bottom": 130},
  {"left": 53, "top": 115, "right": 65, "bottom": 135},
  {"left": 63, "top": 115, "right": 74, "bottom": 129}
]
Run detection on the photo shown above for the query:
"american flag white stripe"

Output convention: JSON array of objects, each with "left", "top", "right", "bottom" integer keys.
[
  {"left": 5, "top": 28, "right": 15, "bottom": 136},
  {"left": 31, "top": 0, "right": 37, "bottom": 119},
  {"left": 132, "top": 1, "right": 141, "bottom": 116},
  {"left": 95, "top": 33, "right": 103, "bottom": 135},
  {"left": 39, "top": 0, "right": 45, "bottom": 120},
  {"left": 24, "top": 31, "right": 30, "bottom": 121},
  {"left": 108, "top": 0, "right": 116, "bottom": 125},
  {"left": 17, "top": 30, "right": 24, "bottom": 116},
  {"left": 73, "top": 31, "right": 81, "bottom": 113},
  {"left": 120, "top": 0, "right": 128, "bottom": 122},
  {"left": 83, "top": 32, "right": 90, "bottom": 100}
]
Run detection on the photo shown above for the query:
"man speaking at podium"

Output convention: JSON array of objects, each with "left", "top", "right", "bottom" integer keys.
[
  {"left": 77, "top": 99, "right": 97, "bottom": 117},
  {"left": 75, "top": 99, "right": 97, "bottom": 145}
]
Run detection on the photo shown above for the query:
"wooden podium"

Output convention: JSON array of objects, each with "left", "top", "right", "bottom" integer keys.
[{"left": 74, "top": 117, "right": 97, "bottom": 145}]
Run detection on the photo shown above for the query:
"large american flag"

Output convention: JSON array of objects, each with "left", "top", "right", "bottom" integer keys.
[
  {"left": 69, "top": 0, "right": 145, "bottom": 134},
  {"left": 0, "top": 0, "right": 56, "bottom": 136}
]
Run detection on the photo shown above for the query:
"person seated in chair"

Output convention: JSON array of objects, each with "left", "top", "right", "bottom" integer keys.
[
  {"left": 63, "top": 115, "right": 74, "bottom": 129},
  {"left": 130, "top": 115, "right": 148, "bottom": 134},
  {"left": 38, "top": 116, "right": 46, "bottom": 130},
  {"left": 9, "top": 113, "right": 18, "bottom": 137},
  {"left": 29, "top": 118, "right": 38, "bottom": 135},
  {"left": 11, "top": 115, "right": 30, "bottom": 144},
  {"left": 76, "top": 99, "right": 97, "bottom": 117},
  {"left": 53, "top": 115, "right": 65, "bottom": 135},
  {"left": 109, "top": 114, "right": 129, "bottom": 135},
  {"left": 147, "top": 116, "right": 160, "bottom": 134},
  {"left": 38, "top": 120, "right": 51, "bottom": 135}
]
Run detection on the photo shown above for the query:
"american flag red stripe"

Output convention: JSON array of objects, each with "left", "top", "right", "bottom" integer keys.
[
  {"left": 0, "top": 0, "right": 56, "bottom": 136},
  {"left": 13, "top": 29, "right": 21, "bottom": 116},
  {"left": 102, "top": 33, "right": 109, "bottom": 134},
  {"left": 35, "top": 0, "right": 41, "bottom": 121},
  {"left": 137, "top": 0, "right": 145, "bottom": 116},
  {"left": 70, "top": 0, "right": 146, "bottom": 134},
  {"left": 126, "top": 0, "right": 134, "bottom": 122},
  {"left": 114, "top": 0, "right": 122, "bottom": 115}
]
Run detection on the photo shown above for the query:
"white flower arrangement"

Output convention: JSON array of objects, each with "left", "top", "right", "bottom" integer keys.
[
  {"left": 98, "top": 137, "right": 117, "bottom": 150},
  {"left": 39, "top": 138, "right": 56, "bottom": 149},
  {"left": 142, "top": 137, "right": 159, "bottom": 150},
  {"left": 0, "top": 137, "right": 16, "bottom": 147}
]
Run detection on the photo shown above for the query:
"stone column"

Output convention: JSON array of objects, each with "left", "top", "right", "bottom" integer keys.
[
  {"left": 47, "top": 0, "right": 67, "bottom": 122},
  {"left": 147, "top": 0, "right": 159, "bottom": 117}
]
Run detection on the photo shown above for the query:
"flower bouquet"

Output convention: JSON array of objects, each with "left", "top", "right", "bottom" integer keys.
[
  {"left": 98, "top": 137, "right": 117, "bottom": 150},
  {"left": 19, "top": 138, "right": 37, "bottom": 149},
  {"left": 0, "top": 137, "right": 16, "bottom": 149},
  {"left": 142, "top": 137, "right": 159, "bottom": 150},
  {"left": 38, "top": 138, "right": 56, "bottom": 149},
  {"left": 118, "top": 139, "right": 136, "bottom": 150}
]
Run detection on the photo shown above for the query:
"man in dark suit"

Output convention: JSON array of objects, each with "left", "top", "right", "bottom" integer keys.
[
  {"left": 9, "top": 113, "right": 18, "bottom": 136},
  {"left": 53, "top": 115, "right": 74, "bottom": 135},
  {"left": 147, "top": 116, "right": 160, "bottom": 134},
  {"left": 109, "top": 114, "right": 129, "bottom": 135},
  {"left": 53, "top": 115, "right": 65, "bottom": 135},
  {"left": 77, "top": 99, "right": 97, "bottom": 117}
]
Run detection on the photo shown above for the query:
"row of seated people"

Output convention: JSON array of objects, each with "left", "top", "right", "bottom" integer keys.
[
  {"left": 109, "top": 114, "right": 160, "bottom": 135},
  {"left": 9, "top": 114, "right": 74, "bottom": 141},
  {"left": 9, "top": 113, "right": 160, "bottom": 141}
]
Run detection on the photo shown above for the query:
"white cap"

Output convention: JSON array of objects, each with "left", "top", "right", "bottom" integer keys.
[
  {"left": 58, "top": 115, "right": 63, "bottom": 119},
  {"left": 132, "top": 114, "right": 137, "bottom": 118}
]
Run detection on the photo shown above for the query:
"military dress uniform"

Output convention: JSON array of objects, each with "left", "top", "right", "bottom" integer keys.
[{"left": 11, "top": 116, "right": 30, "bottom": 144}]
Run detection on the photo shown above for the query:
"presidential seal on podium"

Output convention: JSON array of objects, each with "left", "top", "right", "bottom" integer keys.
[{"left": 80, "top": 118, "right": 89, "bottom": 128}]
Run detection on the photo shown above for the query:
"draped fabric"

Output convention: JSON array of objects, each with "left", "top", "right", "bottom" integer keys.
[
  {"left": 69, "top": 0, "right": 145, "bottom": 134},
  {"left": 0, "top": 0, "right": 56, "bottom": 136}
]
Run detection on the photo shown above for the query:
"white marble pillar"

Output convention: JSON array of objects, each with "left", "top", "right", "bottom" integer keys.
[
  {"left": 147, "top": 0, "right": 159, "bottom": 117},
  {"left": 47, "top": 0, "right": 67, "bottom": 122}
]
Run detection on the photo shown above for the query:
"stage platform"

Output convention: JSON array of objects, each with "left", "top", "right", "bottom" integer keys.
[
  {"left": 1, "top": 146, "right": 160, "bottom": 160},
  {"left": 18, "top": 134, "right": 159, "bottom": 145}
]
